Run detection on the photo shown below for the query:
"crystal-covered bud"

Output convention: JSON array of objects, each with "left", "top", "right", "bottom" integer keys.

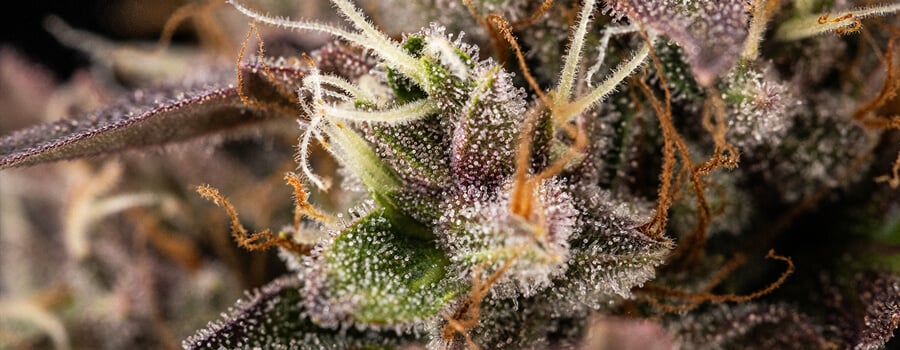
[{"left": 437, "top": 178, "right": 579, "bottom": 298}]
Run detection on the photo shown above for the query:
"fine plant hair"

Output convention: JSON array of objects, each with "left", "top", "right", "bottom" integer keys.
[{"left": 1, "top": 0, "right": 900, "bottom": 349}]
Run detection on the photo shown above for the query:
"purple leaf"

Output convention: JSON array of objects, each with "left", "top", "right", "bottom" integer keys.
[
  {"left": 670, "top": 303, "right": 826, "bottom": 349},
  {"left": 604, "top": 0, "right": 748, "bottom": 86},
  {"left": 827, "top": 271, "right": 900, "bottom": 350},
  {"left": 0, "top": 62, "right": 307, "bottom": 169}
]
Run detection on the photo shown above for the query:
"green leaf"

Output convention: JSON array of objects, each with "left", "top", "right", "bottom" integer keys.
[
  {"left": 325, "top": 122, "right": 434, "bottom": 239},
  {"left": 183, "top": 275, "right": 408, "bottom": 350},
  {"left": 305, "top": 210, "right": 461, "bottom": 328},
  {"left": 387, "top": 66, "right": 427, "bottom": 104},
  {"left": 386, "top": 36, "right": 428, "bottom": 104},
  {"left": 366, "top": 114, "right": 452, "bottom": 187}
]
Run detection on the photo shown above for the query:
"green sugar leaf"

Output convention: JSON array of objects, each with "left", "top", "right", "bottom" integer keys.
[
  {"left": 183, "top": 275, "right": 409, "bottom": 350},
  {"left": 305, "top": 210, "right": 461, "bottom": 328}
]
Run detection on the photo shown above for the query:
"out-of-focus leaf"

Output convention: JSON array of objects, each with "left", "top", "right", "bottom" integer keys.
[
  {"left": 668, "top": 303, "right": 826, "bottom": 350},
  {"left": 579, "top": 316, "right": 675, "bottom": 350},
  {"left": 0, "top": 48, "right": 57, "bottom": 133},
  {"left": 604, "top": 0, "right": 748, "bottom": 85},
  {"left": 0, "top": 62, "right": 307, "bottom": 169}
]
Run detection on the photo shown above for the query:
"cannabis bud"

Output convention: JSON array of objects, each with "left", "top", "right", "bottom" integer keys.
[{"left": 1, "top": 0, "right": 899, "bottom": 349}]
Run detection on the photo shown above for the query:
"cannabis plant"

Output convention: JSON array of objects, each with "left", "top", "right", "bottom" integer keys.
[{"left": 2, "top": 0, "right": 900, "bottom": 349}]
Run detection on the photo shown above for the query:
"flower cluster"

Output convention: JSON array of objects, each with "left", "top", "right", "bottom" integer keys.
[{"left": 1, "top": 0, "right": 899, "bottom": 349}]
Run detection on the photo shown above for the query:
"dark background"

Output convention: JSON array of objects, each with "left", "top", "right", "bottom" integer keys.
[{"left": 0, "top": 0, "right": 193, "bottom": 79}]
